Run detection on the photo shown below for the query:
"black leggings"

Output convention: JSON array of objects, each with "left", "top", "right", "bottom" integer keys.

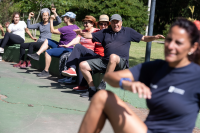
[
  {"left": 20, "top": 41, "right": 43, "bottom": 60},
  {"left": 0, "top": 32, "right": 24, "bottom": 48}
]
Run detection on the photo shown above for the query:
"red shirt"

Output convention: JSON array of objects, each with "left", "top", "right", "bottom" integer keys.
[{"left": 79, "top": 28, "right": 104, "bottom": 57}]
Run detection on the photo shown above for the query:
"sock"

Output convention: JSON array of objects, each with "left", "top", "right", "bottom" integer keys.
[
  {"left": 70, "top": 67, "right": 75, "bottom": 72},
  {"left": 90, "top": 86, "right": 96, "bottom": 91}
]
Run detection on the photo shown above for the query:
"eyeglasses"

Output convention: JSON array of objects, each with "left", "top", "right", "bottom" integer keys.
[
  {"left": 83, "top": 21, "right": 92, "bottom": 25},
  {"left": 99, "top": 23, "right": 108, "bottom": 26}
]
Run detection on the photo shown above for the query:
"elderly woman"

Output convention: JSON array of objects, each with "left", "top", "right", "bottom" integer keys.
[
  {"left": 13, "top": 8, "right": 62, "bottom": 68},
  {"left": 78, "top": 18, "right": 200, "bottom": 133},
  {"left": 59, "top": 15, "right": 109, "bottom": 90},
  {"left": 27, "top": 12, "right": 79, "bottom": 77},
  {"left": 0, "top": 12, "right": 36, "bottom": 61}
]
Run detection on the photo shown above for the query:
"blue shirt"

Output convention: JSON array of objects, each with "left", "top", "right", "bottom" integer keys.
[
  {"left": 92, "top": 27, "right": 143, "bottom": 67},
  {"left": 130, "top": 60, "right": 200, "bottom": 133}
]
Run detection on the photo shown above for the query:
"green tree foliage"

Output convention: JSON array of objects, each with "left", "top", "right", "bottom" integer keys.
[
  {"left": 0, "top": 0, "right": 13, "bottom": 25},
  {"left": 1, "top": 0, "right": 148, "bottom": 34},
  {"left": 68, "top": 0, "right": 148, "bottom": 34},
  {"left": 140, "top": 0, "right": 200, "bottom": 33}
]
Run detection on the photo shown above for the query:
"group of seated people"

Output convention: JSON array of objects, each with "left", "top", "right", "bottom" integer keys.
[{"left": 0, "top": 7, "right": 200, "bottom": 133}]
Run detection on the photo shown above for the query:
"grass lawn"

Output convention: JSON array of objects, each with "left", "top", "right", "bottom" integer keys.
[{"left": 0, "top": 28, "right": 165, "bottom": 67}]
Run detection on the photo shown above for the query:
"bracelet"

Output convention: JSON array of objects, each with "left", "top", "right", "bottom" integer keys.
[{"left": 119, "top": 78, "right": 131, "bottom": 90}]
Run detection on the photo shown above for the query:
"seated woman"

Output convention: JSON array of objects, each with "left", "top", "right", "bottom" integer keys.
[
  {"left": 78, "top": 18, "right": 200, "bottom": 133},
  {"left": 27, "top": 12, "right": 79, "bottom": 77},
  {"left": 59, "top": 15, "right": 110, "bottom": 91},
  {"left": 13, "top": 8, "right": 62, "bottom": 68},
  {"left": 0, "top": 12, "right": 36, "bottom": 59}
]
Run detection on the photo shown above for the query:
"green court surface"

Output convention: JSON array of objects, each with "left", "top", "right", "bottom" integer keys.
[
  {"left": 0, "top": 61, "right": 199, "bottom": 133},
  {"left": 0, "top": 61, "right": 112, "bottom": 133}
]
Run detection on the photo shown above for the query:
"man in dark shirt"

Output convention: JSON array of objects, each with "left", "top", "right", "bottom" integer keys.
[{"left": 74, "top": 14, "right": 165, "bottom": 98}]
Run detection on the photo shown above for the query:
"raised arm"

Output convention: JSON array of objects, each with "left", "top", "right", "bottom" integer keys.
[
  {"left": 27, "top": 12, "right": 40, "bottom": 29},
  {"left": 74, "top": 29, "right": 93, "bottom": 39},
  {"left": 50, "top": 15, "right": 61, "bottom": 34},
  {"left": 141, "top": 34, "right": 165, "bottom": 42},
  {"left": 51, "top": 8, "right": 62, "bottom": 26},
  {"left": 25, "top": 28, "right": 37, "bottom": 42},
  {"left": 104, "top": 69, "right": 151, "bottom": 99},
  {"left": 0, "top": 24, "right": 5, "bottom": 36},
  {"left": 59, "top": 36, "right": 81, "bottom": 48},
  {"left": 5, "top": 22, "right": 11, "bottom": 33}
]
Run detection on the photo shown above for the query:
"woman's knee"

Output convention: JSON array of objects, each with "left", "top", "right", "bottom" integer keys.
[
  {"left": 109, "top": 54, "right": 120, "bottom": 63},
  {"left": 91, "top": 90, "right": 110, "bottom": 104},
  {"left": 79, "top": 61, "right": 89, "bottom": 71},
  {"left": 92, "top": 90, "right": 115, "bottom": 104},
  {"left": 46, "top": 50, "right": 52, "bottom": 56}
]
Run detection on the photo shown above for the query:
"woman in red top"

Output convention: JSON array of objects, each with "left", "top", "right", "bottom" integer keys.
[{"left": 59, "top": 15, "right": 110, "bottom": 91}]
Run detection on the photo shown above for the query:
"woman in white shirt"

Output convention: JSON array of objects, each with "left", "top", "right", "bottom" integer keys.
[{"left": 0, "top": 12, "right": 36, "bottom": 55}]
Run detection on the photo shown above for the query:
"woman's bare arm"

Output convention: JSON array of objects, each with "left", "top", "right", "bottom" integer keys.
[{"left": 104, "top": 69, "right": 151, "bottom": 99}]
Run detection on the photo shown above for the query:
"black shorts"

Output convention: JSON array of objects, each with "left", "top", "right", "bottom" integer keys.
[{"left": 86, "top": 57, "right": 127, "bottom": 73}]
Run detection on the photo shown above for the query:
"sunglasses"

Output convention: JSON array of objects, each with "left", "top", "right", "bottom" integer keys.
[
  {"left": 83, "top": 21, "right": 92, "bottom": 25},
  {"left": 99, "top": 23, "right": 108, "bottom": 26}
]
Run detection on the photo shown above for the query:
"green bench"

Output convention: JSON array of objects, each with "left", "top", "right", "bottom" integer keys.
[{"left": 1, "top": 44, "right": 103, "bottom": 87}]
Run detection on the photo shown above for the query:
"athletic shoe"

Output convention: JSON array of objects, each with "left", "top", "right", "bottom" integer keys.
[
  {"left": 13, "top": 61, "right": 22, "bottom": 67},
  {"left": 89, "top": 89, "right": 97, "bottom": 99},
  {"left": 80, "top": 90, "right": 89, "bottom": 98},
  {"left": 97, "top": 81, "right": 106, "bottom": 90},
  {"left": 58, "top": 77, "right": 68, "bottom": 83},
  {"left": 27, "top": 60, "right": 32, "bottom": 67},
  {"left": 0, "top": 48, "right": 4, "bottom": 53},
  {"left": 0, "top": 56, "right": 2, "bottom": 61},
  {"left": 80, "top": 88, "right": 97, "bottom": 98},
  {"left": 37, "top": 70, "right": 50, "bottom": 77},
  {"left": 58, "top": 77, "right": 76, "bottom": 84},
  {"left": 73, "top": 86, "right": 88, "bottom": 91},
  {"left": 62, "top": 68, "right": 77, "bottom": 77},
  {"left": 20, "top": 61, "right": 32, "bottom": 68},
  {"left": 27, "top": 53, "right": 40, "bottom": 61}
]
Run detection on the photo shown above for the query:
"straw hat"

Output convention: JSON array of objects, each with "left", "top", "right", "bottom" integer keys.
[
  {"left": 98, "top": 15, "right": 110, "bottom": 25},
  {"left": 82, "top": 15, "right": 97, "bottom": 27},
  {"left": 194, "top": 20, "right": 200, "bottom": 30}
]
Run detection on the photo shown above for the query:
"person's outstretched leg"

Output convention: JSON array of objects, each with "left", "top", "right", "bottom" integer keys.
[
  {"left": 62, "top": 44, "right": 98, "bottom": 77},
  {"left": 37, "top": 47, "right": 73, "bottom": 77},
  {"left": 78, "top": 90, "right": 147, "bottom": 133},
  {"left": 0, "top": 32, "right": 24, "bottom": 53},
  {"left": 27, "top": 39, "right": 58, "bottom": 61}
]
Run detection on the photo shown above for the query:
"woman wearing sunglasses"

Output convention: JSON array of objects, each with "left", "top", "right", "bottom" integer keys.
[{"left": 59, "top": 15, "right": 110, "bottom": 90}]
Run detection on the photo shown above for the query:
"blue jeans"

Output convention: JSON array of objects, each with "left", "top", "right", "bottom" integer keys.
[{"left": 46, "top": 39, "right": 73, "bottom": 57}]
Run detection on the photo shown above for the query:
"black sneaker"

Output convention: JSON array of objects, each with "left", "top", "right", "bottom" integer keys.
[
  {"left": 27, "top": 53, "right": 40, "bottom": 61},
  {"left": 37, "top": 70, "right": 50, "bottom": 77},
  {"left": 80, "top": 90, "right": 89, "bottom": 98},
  {"left": 89, "top": 89, "right": 97, "bottom": 99},
  {"left": 97, "top": 81, "right": 106, "bottom": 90},
  {"left": 80, "top": 88, "right": 97, "bottom": 98}
]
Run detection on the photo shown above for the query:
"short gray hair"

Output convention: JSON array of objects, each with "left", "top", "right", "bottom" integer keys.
[{"left": 40, "top": 8, "right": 50, "bottom": 16}]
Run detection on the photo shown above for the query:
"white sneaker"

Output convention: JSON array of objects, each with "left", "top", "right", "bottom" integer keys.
[
  {"left": 0, "top": 48, "right": 4, "bottom": 53},
  {"left": 0, "top": 56, "right": 2, "bottom": 61}
]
